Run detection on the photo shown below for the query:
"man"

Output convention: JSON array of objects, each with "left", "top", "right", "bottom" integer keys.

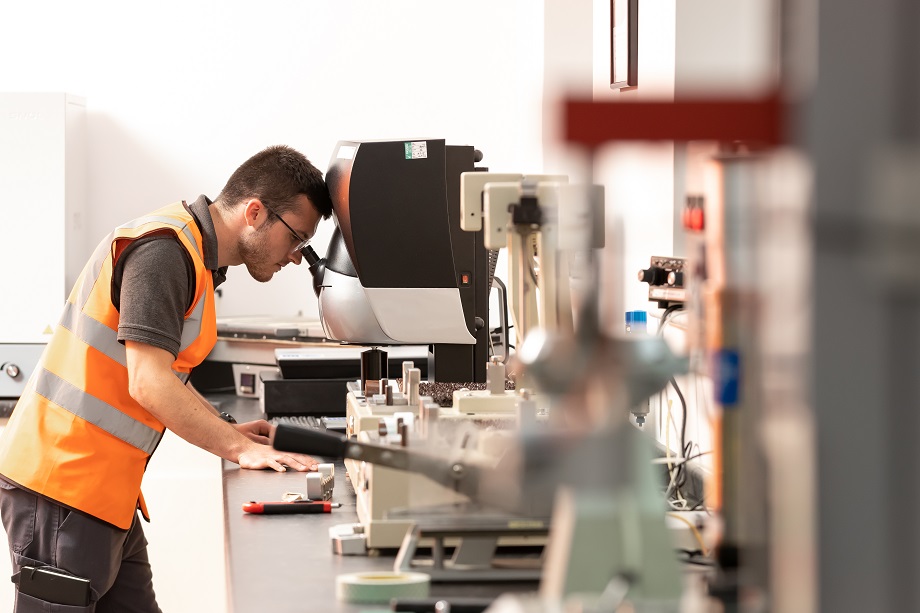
[{"left": 0, "top": 145, "right": 333, "bottom": 612}]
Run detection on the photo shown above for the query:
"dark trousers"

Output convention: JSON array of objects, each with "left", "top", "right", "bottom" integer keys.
[{"left": 0, "top": 480, "right": 162, "bottom": 612}]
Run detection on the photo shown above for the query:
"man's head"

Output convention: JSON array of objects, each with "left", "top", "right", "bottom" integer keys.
[
  {"left": 215, "top": 145, "right": 333, "bottom": 282},
  {"left": 216, "top": 145, "right": 333, "bottom": 220}
]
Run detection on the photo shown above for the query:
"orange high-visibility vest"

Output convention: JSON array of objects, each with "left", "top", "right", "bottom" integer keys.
[{"left": 0, "top": 202, "right": 217, "bottom": 529}]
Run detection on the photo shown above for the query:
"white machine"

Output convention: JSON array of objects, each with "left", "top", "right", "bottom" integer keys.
[
  {"left": 460, "top": 173, "right": 605, "bottom": 341},
  {"left": 0, "top": 93, "right": 87, "bottom": 400},
  {"left": 334, "top": 357, "right": 550, "bottom": 554}
]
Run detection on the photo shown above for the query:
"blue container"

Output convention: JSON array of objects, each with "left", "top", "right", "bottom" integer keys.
[{"left": 625, "top": 310, "right": 648, "bottom": 334}]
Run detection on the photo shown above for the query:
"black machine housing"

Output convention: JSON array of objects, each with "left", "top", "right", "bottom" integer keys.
[{"left": 310, "top": 139, "right": 490, "bottom": 383}]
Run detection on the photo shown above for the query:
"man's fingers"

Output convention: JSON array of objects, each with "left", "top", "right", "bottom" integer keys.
[
  {"left": 254, "top": 420, "right": 273, "bottom": 436},
  {"left": 239, "top": 449, "right": 317, "bottom": 473},
  {"left": 280, "top": 454, "right": 318, "bottom": 472}
]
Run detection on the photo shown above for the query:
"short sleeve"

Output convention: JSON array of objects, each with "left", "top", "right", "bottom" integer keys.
[{"left": 114, "top": 236, "right": 196, "bottom": 358}]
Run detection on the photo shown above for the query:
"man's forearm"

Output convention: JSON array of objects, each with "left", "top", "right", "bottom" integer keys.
[
  {"left": 125, "top": 335, "right": 313, "bottom": 472},
  {"left": 134, "top": 370, "right": 251, "bottom": 462},
  {"left": 186, "top": 381, "right": 221, "bottom": 416}
]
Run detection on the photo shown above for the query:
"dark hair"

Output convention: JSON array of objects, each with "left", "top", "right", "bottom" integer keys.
[{"left": 216, "top": 145, "right": 333, "bottom": 219}]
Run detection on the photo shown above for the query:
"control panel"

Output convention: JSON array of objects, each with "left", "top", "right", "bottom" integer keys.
[
  {"left": 230, "top": 363, "right": 278, "bottom": 399},
  {"left": 638, "top": 256, "right": 687, "bottom": 309}
]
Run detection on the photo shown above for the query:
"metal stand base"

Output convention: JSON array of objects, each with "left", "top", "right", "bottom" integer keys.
[{"left": 394, "top": 516, "right": 548, "bottom": 582}]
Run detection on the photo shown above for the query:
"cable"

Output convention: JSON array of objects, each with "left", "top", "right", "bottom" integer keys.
[
  {"left": 670, "top": 377, "right": 688, "bottom": 472},
  {"left": 200, "top": 385, "right": 236, "bottom": 393},
  {"left": 663, "top": 383, "right": 688, "bottom": 502},
  {"left": 657, "top": 304, "right": 684, "bottom": 336},
  {"left": 682, "top": 450, "right": 712, "bottom": 463},
  {"left": 657, "top": 304, "right": 715, "bottom": 509},
  {"left": 667, "top": 512, "right": 708, "bottom": 555},
  {"left": 690, "top": 497, "right": 710, "bottom": 513},
  {"left": 678, "top": 555, "right": 716, "bottom": 568},
  {"left": 658, "top": 306, "right": 688, "bottom": 459},
  {"left": 664, "top": 400, "right": 679, "bottom": 500},
  {"left": 657, "top": 304, "right": 702, "bottom": 501}
]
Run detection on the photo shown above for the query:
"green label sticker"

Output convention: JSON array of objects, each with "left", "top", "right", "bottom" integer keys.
[{"left": 404, "top": 141, "right": 428, "bottom": 160}]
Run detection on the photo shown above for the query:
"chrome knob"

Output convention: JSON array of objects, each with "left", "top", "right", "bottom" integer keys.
[{"left": 3, "top": 363, "right": 20, "bottom": 379}]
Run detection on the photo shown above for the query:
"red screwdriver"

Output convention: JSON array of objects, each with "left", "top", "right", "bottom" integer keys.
[{"left": 242, "top": 500, "right": 341, "bottom": 514}]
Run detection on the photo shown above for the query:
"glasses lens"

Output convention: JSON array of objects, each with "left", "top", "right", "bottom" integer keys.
[
  {"left": 270, "top": 209, "right": 309, "bottom": 254},
  {"left": 292, "top": 237, "right": 311, "bottom": 253}
]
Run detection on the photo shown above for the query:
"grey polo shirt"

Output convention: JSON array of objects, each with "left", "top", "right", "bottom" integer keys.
[{"left": 114, "top": 195, "right": 227, "bottom": 358}]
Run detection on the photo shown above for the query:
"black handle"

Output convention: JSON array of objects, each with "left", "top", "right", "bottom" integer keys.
[
  {"left": 273, "top": 423, "right": 348, "bottom": 458},
  {"left": 260, "top": 502, "right": 329, "bottom": 514}
]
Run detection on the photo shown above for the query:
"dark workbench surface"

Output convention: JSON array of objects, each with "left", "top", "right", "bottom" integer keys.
[{"left": 215, "top": 394, "right": 535, "bottom": 613}]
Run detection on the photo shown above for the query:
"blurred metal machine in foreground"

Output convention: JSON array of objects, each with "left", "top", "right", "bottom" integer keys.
[{"left": 559, "top": 82, "right": 817, "bottom": 613}]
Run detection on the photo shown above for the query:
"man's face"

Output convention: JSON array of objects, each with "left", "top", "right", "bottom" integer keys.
[{"left": 239, "top": 194, "right": 322, "bottom": 283}]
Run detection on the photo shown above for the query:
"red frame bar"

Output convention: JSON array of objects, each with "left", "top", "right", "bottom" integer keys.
[{"left": 564, "top": 93, "right": 785, "bottom": 148}]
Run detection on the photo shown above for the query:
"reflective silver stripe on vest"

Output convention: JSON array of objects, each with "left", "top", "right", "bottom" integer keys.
[
  {"left": 33, "top": 368, "right": 163, "bottom": 455},
  {"left": 77, "top": 233, "right": 117, "bottom": 310},
  {"left": 179, "top": 292, "right": 207, "bottom": 353},
  {"left": 117, "top": 215, "right": 202, "bottom": 259},
  {"left": 59, "top": 302, "right": 127, "bottom": 367}
]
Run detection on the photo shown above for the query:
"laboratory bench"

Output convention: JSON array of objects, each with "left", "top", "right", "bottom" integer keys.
[{"left": 215, "top": 394, "right": 536, "bottom": 613}]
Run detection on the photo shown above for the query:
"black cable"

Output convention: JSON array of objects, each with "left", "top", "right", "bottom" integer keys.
[
  {"left": 683, "top": 450, "right": 712, "bottom": 463},
  {"left": 658, "top": 304, "right": 683, "bottom": 335},
  {"left": 679, "top": 556, "right": 715, "bottom": 568},
  {"left": 659, "top": 305, "right": 693, "bottom": 497},
  {"left": 201, "top": 385, "right": 237, "bottom": 393},
  {"left": 670, "top": 376, "right": 688, "bottom": 467}
]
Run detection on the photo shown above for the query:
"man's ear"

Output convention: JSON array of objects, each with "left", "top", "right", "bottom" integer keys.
[{"left": 241, "top": 198, "right": 266, "bottom": 229}]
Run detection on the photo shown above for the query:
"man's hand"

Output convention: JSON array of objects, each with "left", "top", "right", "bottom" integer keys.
[
  {"left": 234, "top": 421, "right": 319, "bottom": 471},
  {"left": 234, "top": 420, "right": 272, "bottom": 444},
  {"left": 238, "top": 445, "right": 319, "bottom": 473}
]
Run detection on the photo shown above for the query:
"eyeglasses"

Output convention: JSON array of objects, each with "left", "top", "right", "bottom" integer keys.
[{"left": 262, "top": 203, "right": 312, "bottom": 254}]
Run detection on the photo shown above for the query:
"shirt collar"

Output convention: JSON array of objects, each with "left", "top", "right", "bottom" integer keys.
[{"left": 185, "top": 195, "right": 228, "bottom": 288}]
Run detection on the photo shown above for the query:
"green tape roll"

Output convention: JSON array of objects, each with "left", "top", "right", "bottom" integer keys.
[{"left": 335, "top": 571, "right": 431, "bottom": 604}]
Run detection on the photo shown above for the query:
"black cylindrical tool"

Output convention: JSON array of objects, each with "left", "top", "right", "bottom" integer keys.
[{"left": 360, "top": 348, "right": 387, "bottom": 395}]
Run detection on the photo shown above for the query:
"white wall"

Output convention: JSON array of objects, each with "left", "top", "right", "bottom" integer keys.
[
  {"left": 674, "top": 0, "right": 777, "bottom": 97},
  {"left": 0, "top": 0, "right": 545, "bottom": 320}
]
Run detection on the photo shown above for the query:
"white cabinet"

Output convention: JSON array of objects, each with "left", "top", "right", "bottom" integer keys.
[{"left": 0, "top": 93, "right": 86, "bottom": 396}]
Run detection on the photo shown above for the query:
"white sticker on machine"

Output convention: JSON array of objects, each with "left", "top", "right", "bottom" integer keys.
[
  {"left": 337, "top": 145, "right": 356, "bottom": 159},
  {"left": 404, "top": 141, "right": 427, "bottom": 159}
]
